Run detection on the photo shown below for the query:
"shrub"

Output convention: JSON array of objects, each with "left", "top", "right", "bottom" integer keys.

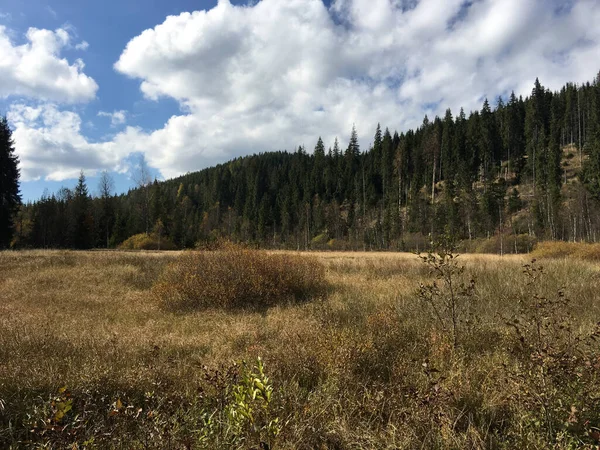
[
  {"left": 457, "top": 234, "right": 536, "bottom": 254},
  {"left": 118, "top": 233, "right": 176, "bottom": 251},
  {"left": 153, "top": 245, "right": 328, "bottom": 311},
  {"left": 532, "top": 241, "right": 600, "bottom": 261},
  {"left": 417, "top": 242, "right": 477, "bottom": 349}
]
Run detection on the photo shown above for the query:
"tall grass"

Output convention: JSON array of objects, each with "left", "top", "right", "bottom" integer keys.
[{"left": 0, "top": 250, "right": 598, "bottom": 448}]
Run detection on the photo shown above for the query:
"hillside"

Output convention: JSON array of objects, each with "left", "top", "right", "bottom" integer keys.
[{"left": 14, "top": 73, "right": 600, "bottom": 251}]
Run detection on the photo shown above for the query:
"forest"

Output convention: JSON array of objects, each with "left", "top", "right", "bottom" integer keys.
[{"left": 8, "top": 73, "right": 600, "bottom": 251}]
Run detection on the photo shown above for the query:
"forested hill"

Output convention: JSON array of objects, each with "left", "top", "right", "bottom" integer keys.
[{"left": 15, "top": 73, "right": 600, "bottom": 251}]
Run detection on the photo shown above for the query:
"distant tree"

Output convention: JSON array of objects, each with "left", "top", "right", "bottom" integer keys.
[
  {"left": 70, "top": 171, "right": 93, "bottom": 249},
  {"left": 479, "top": 98, "right": 500, "bottom": 182},
  {"left": 506, "top": 91, "right": 526, "bottom": 180},
  {"left": 14, "top": 72, "right": 600, "bottom": 250},
  {"left": 132, "top": 154, "right": 153, "bottom": 234},
  {"left": 153, "top": 218, "right": 165, "bottom": 250},
  {"left": 97, "top": 170, "right": 115, "bottom": 248},
  {"left": 0, "top": 116, "right": 21, "bottom": 249},
  {"left": 312, "top": 137, "right": 326, "bottom": 194}
]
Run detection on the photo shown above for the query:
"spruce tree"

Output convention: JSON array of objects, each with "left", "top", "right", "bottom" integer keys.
[
  {"left": 0, "top": 116, "right": 21, "bottom": 249},
  {"left": 70, "top": 171, "right": 93, "bottom": 249}
]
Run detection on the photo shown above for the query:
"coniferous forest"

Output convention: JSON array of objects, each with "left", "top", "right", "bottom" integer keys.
[{"left": 7, "top": 73, "right": 600, "bottom": 251}]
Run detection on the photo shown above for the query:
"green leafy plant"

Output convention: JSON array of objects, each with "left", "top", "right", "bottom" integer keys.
[{"left": 227, "top": 357, "right": 281, "bottom": 449}]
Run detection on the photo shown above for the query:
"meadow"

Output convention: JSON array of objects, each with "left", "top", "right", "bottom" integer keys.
[{"left": 0, "top": 248, "right": 599, "bottom": 449}]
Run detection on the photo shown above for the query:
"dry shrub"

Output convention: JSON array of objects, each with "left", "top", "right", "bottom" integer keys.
[
  {"left": 458, "top": 234, "right": 536, "bottom": 254},
  {"left": 118, "top": 233, "right": 176, "bottom": 251},
  {"left": 153, "top": 245, "right": 328, "bottom": 311},
  {"left": 532, "top": 241, "right": 600, "bottom": 261}
]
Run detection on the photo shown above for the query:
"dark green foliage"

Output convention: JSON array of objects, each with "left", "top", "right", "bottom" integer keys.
[
  {"left": 0, "top": 116, "right": 20, "bottom": 249},
  {"left": 69, "top": 172, "right": 93, "bottom": 249},
  {"left": 13, "top": 73, "right": 600, "bottom": 250}
]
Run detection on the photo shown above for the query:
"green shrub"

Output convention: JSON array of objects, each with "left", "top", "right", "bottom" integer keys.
[{"left": 153, "top": 245, "right": 328, "bottom": 311}]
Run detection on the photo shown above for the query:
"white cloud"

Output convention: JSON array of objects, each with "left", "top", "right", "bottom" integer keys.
[
  {"left": 7, "top": 104, "right": 127, "bottom": 181},
  {"left": 75, "top": 40, "right": 89, "bottom": 51},
  {"left": 0, "top": 26, "right": 97, "bottom": 103},
  {"left": 98, "top": 110, "right": 127, "bottom": 126},
  {"left": 13, "top": 0, "right": 600, "bottom": 182}
]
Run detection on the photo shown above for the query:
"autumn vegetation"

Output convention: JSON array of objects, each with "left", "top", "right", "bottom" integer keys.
[
  {"left": 154, "top": 244, "right": 328, "bottom": 311},
  {"left": 1, "top": 248, "right": 599, "bottom": 449}
]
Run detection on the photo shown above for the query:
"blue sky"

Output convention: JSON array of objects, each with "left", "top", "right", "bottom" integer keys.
[
  {"left": 1, "top": 0, "right": 235, "bottom": 200},
  {"left": 1, "top": 0, "right": 599, "bottom": 202}
]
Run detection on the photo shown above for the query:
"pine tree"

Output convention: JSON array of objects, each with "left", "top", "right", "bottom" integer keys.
[
  {"left": 312, "top": 137, "right": 326, "bottom": 194},
  {"left": 506, "top": 91, "right": 526, "bottom": 180},
  {"left": 441, "top": 109, "right": 454, "bottom": 182},
  {"left": 344, "top": 125, "right": 360, "bottom": 201},
  {"left": 582, "top": 74, "right": 600, "bottom": 199},
  {"left": 346, "top": 124, "right": 360, "bottom": 157},
  {"left": 479, "top": 98, "right": 499, "bottom": 182},
  {"left": 381, "top": 128, "right": 393, "bottom": 204},
  {"left": 0, "top": 116, "right": 20, "bottom": 249},
  {"left": 70, "top": 171, "right": 93, "bottom": 249}
]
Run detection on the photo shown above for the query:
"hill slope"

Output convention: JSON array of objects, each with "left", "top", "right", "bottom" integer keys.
[{"left": 16, "top": 73, "right": 600, "bottom": 251}]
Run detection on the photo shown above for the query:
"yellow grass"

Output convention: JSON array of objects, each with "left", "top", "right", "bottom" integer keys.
[
  {"left": 532, "top": 241, "right": 600, "bottom": 261},
  {"left": 0, "top": 249, "right": 599, "bottom": 448}
]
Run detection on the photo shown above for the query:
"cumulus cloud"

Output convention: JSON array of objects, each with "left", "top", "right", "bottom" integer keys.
[
  {"left": 8, "top": 104, "right": 125, "bottom": 181},
  {"left": 12, "top": 0, "right": 600, "bottom": 182},
  {"left": 111, "top": 0, "right": 600, "bottom": 178},
  {"left": 98, "top": 109, "right": 127, "bottom": 126},
  {"left": 0, "top": 26, "right": 97, "bottom": 103}
]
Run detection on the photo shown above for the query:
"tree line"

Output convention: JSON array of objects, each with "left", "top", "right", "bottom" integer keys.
[{"left": 3, "top": 72, "right": 600, "bottom": 251}]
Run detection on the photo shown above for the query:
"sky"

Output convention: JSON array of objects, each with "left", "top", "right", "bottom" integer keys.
[{"left": 1, "top": 0, "right": 600, "bottom": 202}]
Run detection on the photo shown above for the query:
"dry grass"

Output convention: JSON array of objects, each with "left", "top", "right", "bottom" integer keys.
[{"left": 0, "top": 249, "right": 599, "bottom": 448}]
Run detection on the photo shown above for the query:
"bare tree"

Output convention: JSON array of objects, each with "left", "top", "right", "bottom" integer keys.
[
  {"left": 131, "top": 154, "right": 153, "bottom": 235},
  {"left": 98, "top": 170, "right": 115, "bottom": 198}
]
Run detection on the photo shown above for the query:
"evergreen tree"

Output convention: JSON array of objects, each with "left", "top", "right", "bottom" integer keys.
[
  {"left": 13, "top": 72, "right": 600, "bottom": 251},
  {"left": 0, "top": 116, "right": 20, "bottom": 249},
  {"left": 479, "top": 98, "right": 499, "bottom": 182},
  {"left": 70, "top": 171, "right": 93, "bottom": 249},
  {"left": 506, "top": 91, "right": 526, "bottom": 180}
]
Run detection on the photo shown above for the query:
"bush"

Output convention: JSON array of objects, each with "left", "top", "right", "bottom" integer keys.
[
  {"left": 532, "top": 241, "right": 600, "bottom": 261},
  {"left": 457, "top": 234, "right": 536, "bottom": 254},
  {"left": 153, "top": 245, "right": 328, "bottom": 311},
  {"left": 118, "top": 233, "right": 176, "bottom": 251}
]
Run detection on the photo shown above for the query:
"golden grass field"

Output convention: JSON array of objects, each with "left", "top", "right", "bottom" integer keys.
[{"left": 1, "top": 248, "right": 599, "bottom": 449}]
